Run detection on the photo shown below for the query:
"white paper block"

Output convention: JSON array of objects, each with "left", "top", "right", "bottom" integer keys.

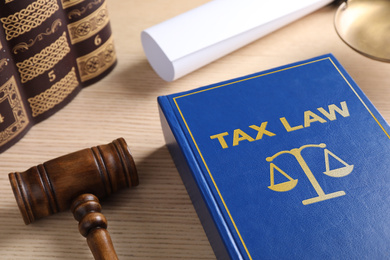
[{"left": 141, "top": 0, "right": 333, "bottom": 81}]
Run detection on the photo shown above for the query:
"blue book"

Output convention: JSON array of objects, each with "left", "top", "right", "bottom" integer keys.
[{"left": 158, "top": 54, "right": 390, "bottom": 259}]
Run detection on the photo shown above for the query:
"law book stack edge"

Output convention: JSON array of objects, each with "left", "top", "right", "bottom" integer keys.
[
  {"left": 0, "top": 0, "right": 116, "bottom": 153},
  {"left": 158, "top": 54, "right": 390, "bottom": 259}
]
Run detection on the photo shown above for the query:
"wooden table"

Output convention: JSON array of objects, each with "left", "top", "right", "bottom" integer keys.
[{"left": 1, "top": 1, "right": 389, "bottom": 259}]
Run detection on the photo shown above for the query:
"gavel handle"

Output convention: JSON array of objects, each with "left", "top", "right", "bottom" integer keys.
[
  {"left": 71, "top": 194, "right": 119, "bottom": 260},
  {"left": 86, "top": 228, "right": 118, "bottom": 260}
]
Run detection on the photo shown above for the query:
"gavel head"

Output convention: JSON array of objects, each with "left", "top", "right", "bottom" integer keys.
[{"left": 8, "top": 138, "right": 138, "bottom": 225}]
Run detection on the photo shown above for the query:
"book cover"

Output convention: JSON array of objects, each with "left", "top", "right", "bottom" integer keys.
[
  {"left": 158, "top": 54, "right": 390, "bottom": 259},
  {"left": 0, "top": 0, "right": 116, "bottom": 153}
]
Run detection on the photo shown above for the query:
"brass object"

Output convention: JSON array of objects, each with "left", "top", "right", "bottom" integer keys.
[{"left": 335, "top": 0, "right": 390, "bottom": 62}]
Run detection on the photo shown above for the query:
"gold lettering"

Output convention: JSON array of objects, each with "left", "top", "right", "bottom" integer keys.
[
  {"left": 317, "top": 101, "right": 350, "bottom": 121},
  {"left": 0, "top": 114, "right": 4, "bottom": 123},
  {"left": 233, "top": 129, "right": 254, "bottom": 146},
  {"left": 249, "top": 122, "right": 276, "bottom": 139},
  {"left": 280, "top": 117, "right": 304, "bottom": 132},
  {"left": 210, "top": 132, "right": 229, "bottom": 149},
  {"left": 304, "top": 110, "right": 327, "bottom": 127},
  {"left": 211, "top": 101, "right": 349, "bottom": 149}
]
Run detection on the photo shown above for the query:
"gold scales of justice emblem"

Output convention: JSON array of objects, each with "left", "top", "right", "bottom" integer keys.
[{"left": 266, "top": 143, "right": 354, "bottom": 205}]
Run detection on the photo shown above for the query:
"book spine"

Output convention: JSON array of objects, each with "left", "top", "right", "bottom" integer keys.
[
  {"left": 0, "top": 0, "right": 82, "bottom": 123},
  {"left": 63, "top": 0, "right": 117, "bottom": 85},
  {"left": 158, "top": 96, "right": 244, "bottom": 260},
  {"left": 0, "top": 0, "right": 116, "bottom": 153},
  {"left": 0, "top": 21, "right": 32, "bottom": 153}
]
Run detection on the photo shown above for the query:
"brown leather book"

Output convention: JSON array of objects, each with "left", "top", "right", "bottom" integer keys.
[{"left": 0, "top": 0, "right": 117, "bottom": 153}]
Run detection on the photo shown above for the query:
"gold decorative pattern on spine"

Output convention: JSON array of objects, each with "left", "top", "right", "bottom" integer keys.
[
  {"left": 67, "top": 1, "right": 109, "bottom": 44},
  {"left": 77, "top": 35, "right": 116, "bottom": 82},
  {"left": 0, "top": 76, "right": 29, "bottom": 146},
  {"left": 61, "top": 0, "right": 85, "bottom": 9},
  {"left": 28, "top": 67, "right": 79, "bottom": 117},
  {"left": 67, "top": 0, "right": 102, "bottom": 19},
  {"left": 12, "top": 19, "right": 63, "bottom": 54},
  {"left": 0, "top": 59, "right": 8, "bottom": 72},
  {"left": 0, "top": 39, "right": 7, "bottom": 71},
  {"left": 0, "top": 0, "right": 59, "bottom": 41},
  {"left": 16, "top": 32, "right": 71, "bottom": 83}
]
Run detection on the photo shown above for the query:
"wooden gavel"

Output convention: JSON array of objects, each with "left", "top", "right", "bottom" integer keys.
[{"left": 8, "top": 138, "right": 139, "bottom": 260}]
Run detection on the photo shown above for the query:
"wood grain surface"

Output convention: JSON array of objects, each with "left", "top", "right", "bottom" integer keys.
[{"left": 0, "top": 1, "right": 389, "bottom": 259}]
